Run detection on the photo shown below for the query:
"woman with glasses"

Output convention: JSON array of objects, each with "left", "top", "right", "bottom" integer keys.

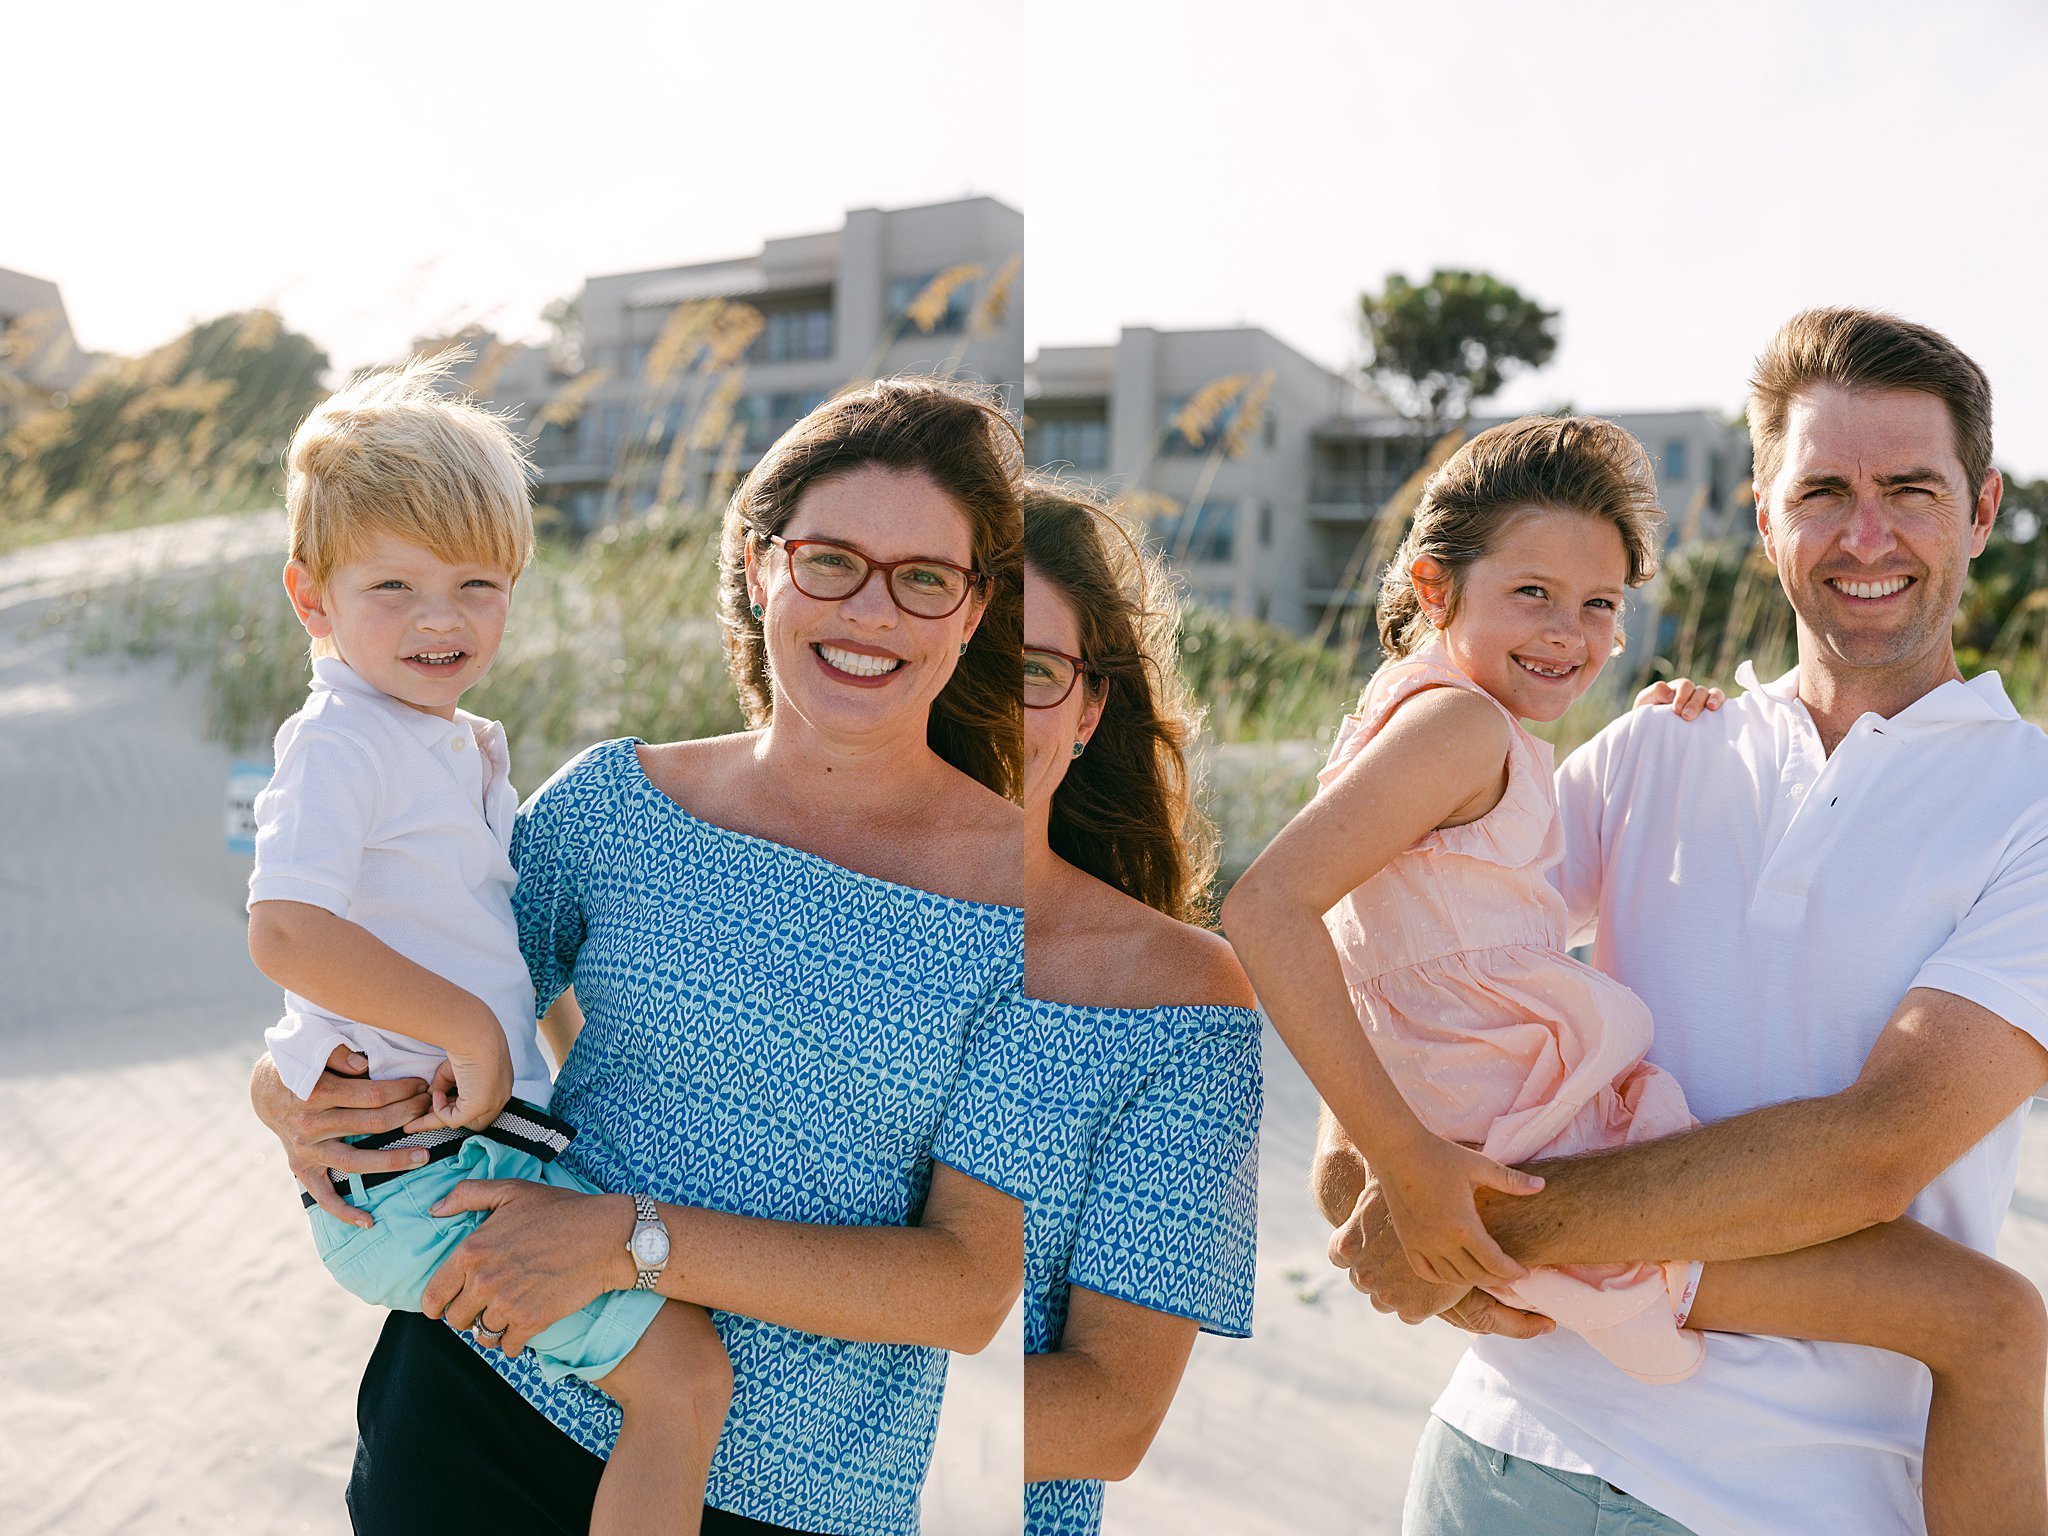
[
  {"left": 251, "top": 378, "right": 1026, "bottom": 1536},
  {"left": 1009, "top": 480, "right": 1262, "bottom": 1536}
]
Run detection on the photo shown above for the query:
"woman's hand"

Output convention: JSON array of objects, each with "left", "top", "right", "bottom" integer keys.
[
  {"left": 420, "top": 1180, "right": 636, "bottom": 1356},
  {"left": 1373, "top": 1131, "right": 1544, "bottom": 1287},
  {"left": 249, "top": 1046, "right": 433, "bottom": 1228}
]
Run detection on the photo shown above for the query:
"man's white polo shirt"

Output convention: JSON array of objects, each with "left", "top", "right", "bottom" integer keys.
[
  {"left": 1434, "top": 661, "right": 2048, "bottom": 1536},
  {"left": 248, "top": 658, "right": 551, "bottom": 1106}
]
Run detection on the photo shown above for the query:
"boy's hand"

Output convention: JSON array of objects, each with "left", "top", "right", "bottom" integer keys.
[
  {"left": 402, "top": 1005, "right": 514, "bottom": 1133},
  {"left": 1634, "top": 677, "right": 1725, "bottom": 720},
  {"left": 1374, "top": 1132, "right": 1544, "bottom": 1288}
]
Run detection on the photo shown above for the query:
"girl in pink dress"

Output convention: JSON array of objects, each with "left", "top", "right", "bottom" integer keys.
[{"left": 1225, "top": 417, "right": 2044, "bottom": 1532}]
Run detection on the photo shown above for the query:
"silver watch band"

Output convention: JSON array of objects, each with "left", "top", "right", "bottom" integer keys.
[{"left": 630, "top": 1192, "right": 666, "bottom": 1291}]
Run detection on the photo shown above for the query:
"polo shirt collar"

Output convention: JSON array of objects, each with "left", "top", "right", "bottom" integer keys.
[
  {"left": 1734, "top": 657, "right": 2020, "bottom": 728},
  {"left": 310, "top": 656, "right": 481, "bottom": 753}
]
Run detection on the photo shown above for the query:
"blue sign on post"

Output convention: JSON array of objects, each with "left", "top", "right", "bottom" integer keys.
[{"left": 225, "top": 762, "right": 272, "bottom": 854}]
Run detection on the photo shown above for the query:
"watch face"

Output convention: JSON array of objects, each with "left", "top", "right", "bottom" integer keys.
[{"left": 631, "top": 1225, "right": 670, "bottom": 1268}]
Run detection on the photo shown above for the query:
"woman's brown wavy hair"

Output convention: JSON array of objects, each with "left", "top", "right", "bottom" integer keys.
[
  {"left": 720, "top": 376, "right": 1023, "bottom": 798},
  {"left": 1024, "top": 478, "right": 1219, "bottom": 925}
]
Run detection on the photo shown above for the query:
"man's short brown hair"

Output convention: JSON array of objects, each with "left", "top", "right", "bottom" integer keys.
[{"left": 1749, "top": 308, "right": 1994, "bottom": 496}]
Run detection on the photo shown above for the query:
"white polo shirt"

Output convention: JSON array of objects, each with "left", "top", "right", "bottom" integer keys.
[
  {"left": 249, "top": 657, "right": 551, "bottom": 1105},
  {"left": 1434, "top": 660, "right": 2048, "bottom": 1536}
]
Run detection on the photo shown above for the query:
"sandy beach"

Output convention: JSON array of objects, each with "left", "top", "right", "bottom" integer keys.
[
  {"left": 0, "top": 517, "right": 1017, "bottom": 1535},
  {"left": 5, "top": 517, "right": 2045, "bottom": 1534}
]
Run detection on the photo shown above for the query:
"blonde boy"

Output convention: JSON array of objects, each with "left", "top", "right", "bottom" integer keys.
[{"left": 248, "top": 357, "right": 728, "bottom": 1534}]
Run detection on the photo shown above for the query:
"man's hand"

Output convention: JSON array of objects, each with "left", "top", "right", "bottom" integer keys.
[
  {"left": 1329, "top": 1169, "right": 1554, "bottom": 1339},
  {"left": 249, "top": 1045, "right": 432, "bottom": 1228}
]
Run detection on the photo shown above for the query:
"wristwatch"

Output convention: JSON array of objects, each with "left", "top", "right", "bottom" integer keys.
[{"left": 626, "top": 1193, "right": 670, "bottom": 1291}]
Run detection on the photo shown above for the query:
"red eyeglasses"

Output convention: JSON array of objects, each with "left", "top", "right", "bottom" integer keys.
[
  {"left": 1024, "top": 646, "right": 1092, "bottom": 709},
  {"left": 767, "top": 536, "right": 985, "bottom": 619}
]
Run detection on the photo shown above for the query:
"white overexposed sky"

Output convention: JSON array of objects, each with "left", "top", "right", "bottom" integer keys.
[
  {"left": 1024, "top": 0, "right": 2048, "bottom": 479},
  {"left": 11, "top": 0, "right": 2048, "bottom": 476}
]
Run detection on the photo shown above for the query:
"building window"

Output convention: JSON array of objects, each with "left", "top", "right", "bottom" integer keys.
[
  {"left": 738, "top": 389, "right": 832, "bottom": 452},
  {"left": 587, "top": 402, "right": 625, "bottom": 463},
  {"left": 1156, "top": 500, "right": 1237, "bottom": 564},
  {"left": 1664, "top": 439, "right": 1688, "bottom": 483},
  {"left": 1159, "top": 393, "right": 1254, "bottom": 456},
  {"left": 751, "top": 303, "right": 834, "bottom": 364},
  {"left": 1032, "top": 414, "right": 1109, "bottom": 471},
  {"left": 887, "top": 273, "right": 972, "bottom": 335},
  {"left": 1258, "top": 502, "right": 1272, "bottom": 547}
]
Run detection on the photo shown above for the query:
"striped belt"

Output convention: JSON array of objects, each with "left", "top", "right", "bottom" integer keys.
[{"left": 299, "top": 1097, "right": 577, "bottom": 1209}]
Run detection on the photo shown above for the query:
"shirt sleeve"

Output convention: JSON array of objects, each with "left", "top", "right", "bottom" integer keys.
[
  {"left": 510, "top": 751, "right": 599, "bottom": 1017},
  {"left": 931, "top": 955, "right": 1034, "bottom": 1203},
  {"left": 1913, "top": 818, "right": 2048, "bottom": 1052},
  {"left": 1067, "top": 1022, "right": 1263, "bottom": 1338},
  {"left": 247, "top": 718, "right": 384, "bottom": 916}
]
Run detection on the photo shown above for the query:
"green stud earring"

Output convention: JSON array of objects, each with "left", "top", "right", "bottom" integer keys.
[
  {"left": 959, "top": 642, "right": 969, "bottom": 657},
  {"left": 749, "top": 602, "right": 764, "bottom": 619},
  {"left": 1070, "top": 741, "right": 1085, "bottom": 758}
]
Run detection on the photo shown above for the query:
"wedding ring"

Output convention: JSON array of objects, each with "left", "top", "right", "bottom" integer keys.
[{"left": 475, "top": 1321, "right": 507, "bottom": 1344}]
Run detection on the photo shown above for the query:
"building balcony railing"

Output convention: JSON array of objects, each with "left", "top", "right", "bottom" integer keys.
[
  {"left": 1305, "top": 474, "right": 1411, "bottom": 517},
  {"left": 1298, "top": 582, "right": 1373, "bottom": 608}
]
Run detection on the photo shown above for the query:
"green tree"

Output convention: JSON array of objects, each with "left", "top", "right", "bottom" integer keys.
[{"left": 1360, "top": 270, "right": 1560, "bottom": 427}]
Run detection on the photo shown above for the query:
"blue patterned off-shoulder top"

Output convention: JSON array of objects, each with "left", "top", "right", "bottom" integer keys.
[
  {"left": 988, "top": 997, "right": 1262, "bottom": 1536},
  {"left": 476, "top": 739, "right": 1025, "bottom": 1536}
]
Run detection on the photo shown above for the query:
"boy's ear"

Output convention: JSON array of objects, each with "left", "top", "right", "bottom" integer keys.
[{"left": 282, "top": 561, "right": 334, "bottom": 640}]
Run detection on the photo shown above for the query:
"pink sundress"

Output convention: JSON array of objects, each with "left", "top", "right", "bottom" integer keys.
[{"left": 1320, "top": 641, "right": 1703, "bottom": 1382}]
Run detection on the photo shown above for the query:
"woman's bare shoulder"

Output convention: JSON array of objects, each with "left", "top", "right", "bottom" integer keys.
[
  {"left": 1035, "top": 868, "right": 1257, "bottom": 1012},
  {"left": 1127, "top": 903, "right": 1257, "bottom": 1011},
  {"left": 916, "top": 767, "right": 1023, "bottom": 908},
  {"left": 632, "top": 733, "right": 761, "bottom": 820}
]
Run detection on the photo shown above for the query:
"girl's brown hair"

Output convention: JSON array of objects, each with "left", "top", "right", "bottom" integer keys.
[
  {"left": 1024, "top": 479, "right": 1219, "bottom": 925},
  {"left": 720, "top": 376, "right": 1022, "bottom": 797},
  {"left": 1377, "top": 415, "right": 1662, "bottom": 660}
]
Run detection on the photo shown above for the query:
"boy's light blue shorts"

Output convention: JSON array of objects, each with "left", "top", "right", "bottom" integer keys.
[{"left": 304, "top": 1103, "right": 663, "bottom": 1387}]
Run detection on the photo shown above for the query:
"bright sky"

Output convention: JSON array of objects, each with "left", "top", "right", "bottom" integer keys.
[{"left": 13, "top": 0, "right": 2048, "bottom": 476}]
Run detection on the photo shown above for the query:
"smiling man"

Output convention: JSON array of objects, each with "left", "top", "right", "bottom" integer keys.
[{"left": 1319, "top": 309, "right": 2048, "bottom": 1535}]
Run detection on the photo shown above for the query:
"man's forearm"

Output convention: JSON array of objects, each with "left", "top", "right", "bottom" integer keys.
[
  {"left": 1477, "top": 1092, "right": 1894, "bottom": 1266},
  {"left": 1309, "top": 1078, "right": 1877, "bottom": 1267},
  {"left": 1479, "top": 987, "right": 2047, "bottom": 1267}
]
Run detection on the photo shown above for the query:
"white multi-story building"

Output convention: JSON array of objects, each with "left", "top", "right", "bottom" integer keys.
[
  {"left": 1029, "top": 326, "right": 1381, "bottom": 627},
  {"left": 1028, "top": 325, "right": 1752, "bottom": 647},
  {"left": 484, "top": 197, "right": 1022, "bottom": 527}
]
